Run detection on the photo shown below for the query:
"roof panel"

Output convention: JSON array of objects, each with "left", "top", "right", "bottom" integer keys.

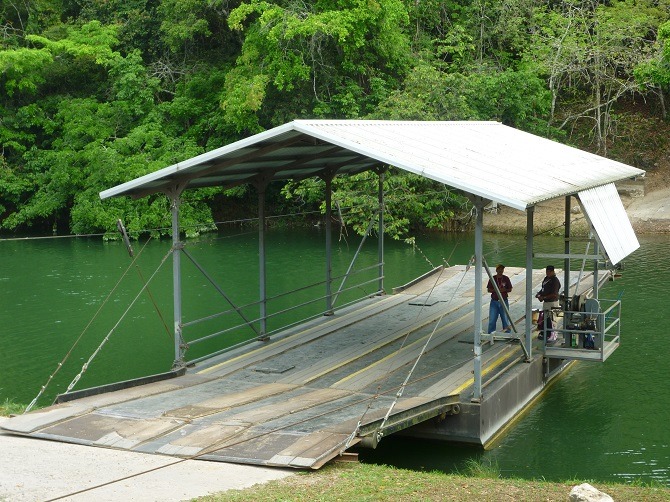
[
  {"left": 577, "top": 183, "right": 640, "bottom": 264},
  {"left": 291, "top": 121, "right": 643, "bottom": 209},
  {"left": 100, "top": 120, "right": 644, "bottom": 211}
]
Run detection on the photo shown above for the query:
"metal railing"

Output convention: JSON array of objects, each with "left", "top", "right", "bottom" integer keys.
[
  {"left": 541, "top": 299, "right": 621, "bottom": 362},
  {"left": 182, "top": 263, "right": 385, "bottom": 365}
]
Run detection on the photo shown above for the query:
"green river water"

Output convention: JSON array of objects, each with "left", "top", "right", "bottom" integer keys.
[{"left": 1, "top": 228, "right": 668, "bottom": 485}]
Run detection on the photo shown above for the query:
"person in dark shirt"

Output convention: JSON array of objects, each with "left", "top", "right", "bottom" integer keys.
[
  {"left": 536, "top": 265, "right": 561, "bottom": 340},
  {"left": 487, "top": 264, "right": 513, "bottom": 334}
]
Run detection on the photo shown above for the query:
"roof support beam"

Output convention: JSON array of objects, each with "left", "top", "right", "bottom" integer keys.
[
  {"left": 272, "top": 145, "right": 344, "bottom": 171},
  {"left": 182, "top": 136, "right": 306, "bottom": 183},
  {"left": 289, "top": 154, "right": 372, "bottom": 183},
  {"left": 525, "top": 206, "right": 534, "bottom": 361},
  {"left": 168, "top": 185, "right": 186, "bottom": 368},
  {"left": 377, "top": 168, "right": 385, "bottom": 295},
  {"left": 472, "top": 197, "right": 485, "bottom": 402}
]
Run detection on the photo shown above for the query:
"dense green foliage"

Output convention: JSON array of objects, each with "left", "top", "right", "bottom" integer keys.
[{"left": 1, "top": 0, "right": 668, "bottom": 239}]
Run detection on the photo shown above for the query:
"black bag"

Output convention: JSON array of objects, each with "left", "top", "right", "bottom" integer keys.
[{"left": 583, "top": 333, "right": 595, "bottom": 349}]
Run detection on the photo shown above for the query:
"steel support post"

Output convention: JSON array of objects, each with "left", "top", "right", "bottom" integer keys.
[
  {"left": 564, "top": 196, "right": 571, "bottom": 338},
  {"left": 258, "top": 182, "right": 268, "bottom": 338},
  {"left": 378, "top": 170, "right": 385, "bottom": 295},
  {"left": 325, "top": 175, "right": 334, "bottom": 315},
  {"left": 593, "top": 239, "right": 600, "bottom": 298},
  {"left": 170, "top": 191, "right": 184, "bottom": 367},
  {"left": 525, "top": 206, "right": 534, "bottom": 361},
  {"left": 472, "top": 199, "right": 485, "bottom": 402}
]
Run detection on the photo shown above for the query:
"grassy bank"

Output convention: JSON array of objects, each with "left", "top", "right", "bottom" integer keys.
[
  {"left": 194, "top": 462, "right": 670, "bottom": 502},
  {"left": 3, "top": 406, "right": 669, "bottom": 501},
  {"left": 0, "top": 399, "right": 26, "bottom": 416}
]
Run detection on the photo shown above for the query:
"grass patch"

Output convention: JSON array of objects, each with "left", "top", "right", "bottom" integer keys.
[
  {"left": 193, "top": 462, "right": 670, "bottom": 502},
  {"left": 460, "top": 457, "right": 500, "bottom": 478},
  {"left": 0, "top": 399, "right": 27, "bottom": 416}
]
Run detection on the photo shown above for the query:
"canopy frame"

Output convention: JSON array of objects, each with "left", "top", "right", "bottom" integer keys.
[{"left": 100, "top": 120, "right": 643, "bottom": 400}]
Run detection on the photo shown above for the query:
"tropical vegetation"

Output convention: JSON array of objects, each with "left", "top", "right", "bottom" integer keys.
[{"left": 1, "top": 0, "right": 670, "bottom": 240}]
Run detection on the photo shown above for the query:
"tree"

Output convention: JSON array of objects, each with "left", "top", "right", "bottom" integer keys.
[
  {"left": 0, "top": 21, "right": 221, "bottom": 236},
  {"left": 222, "top": 0, "right": 412, "bottom": 132},
  {"left": 525, "top": 0, "right": 662, "bottom": 154},
  {"left": 635, "top": 20, "right": 670, "bottom": 118}
]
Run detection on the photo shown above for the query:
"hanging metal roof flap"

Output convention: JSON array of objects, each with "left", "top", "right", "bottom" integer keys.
[
  {"left": 100, "top": 120, "right": 644, "bottom": 211},
  {"left": 577, "top": 183, "right": 640, "bottom": 265}
]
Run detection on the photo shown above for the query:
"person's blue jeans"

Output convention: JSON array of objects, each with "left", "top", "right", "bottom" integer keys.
[{"left": 488, "top": 299, "right": 511, "bottom": 334}]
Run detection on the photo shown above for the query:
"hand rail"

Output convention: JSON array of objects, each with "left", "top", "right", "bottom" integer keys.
[{"left": 542, "top": 299, "right": 621, "bottom": 362}]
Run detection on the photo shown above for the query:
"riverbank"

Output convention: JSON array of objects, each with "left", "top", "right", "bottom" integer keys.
[
  {"left": 197, "top": 462, "right": 670, "bottom": 502},
  {"left": 483, "top": 184, "right": 670, "bottom": 235}
]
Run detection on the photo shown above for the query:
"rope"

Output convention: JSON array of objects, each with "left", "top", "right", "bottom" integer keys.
[
  {"left": 24, "top": 238, "right": 154, "bottom": 413},
  {"left": 403, "top": 237, "right": 436, "bottom": 269},
  {"left": 62, "top": 246, "right": 174, "bottom": 395},
  {"left": 0, "top": 188, "right": 468, "bottom": 245},
  {"left": 0, "top": 209, "right": 325, "bottom": 243}
]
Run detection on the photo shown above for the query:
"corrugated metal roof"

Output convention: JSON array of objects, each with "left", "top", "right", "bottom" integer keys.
[
  {"left": 577, "top": 183, "right": 639, "bottom": 265},
  {"left": 99, "top": 120, "right": 644, "bottom": 211}
]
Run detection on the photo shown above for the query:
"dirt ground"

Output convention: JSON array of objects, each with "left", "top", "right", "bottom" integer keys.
[{"left": 483, "top": 170, "right": 670, "bottom": 235}]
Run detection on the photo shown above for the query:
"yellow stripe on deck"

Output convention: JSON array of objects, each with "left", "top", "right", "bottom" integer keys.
[{"left": 198, "top": 294, "right": 407, "bottom": 376}]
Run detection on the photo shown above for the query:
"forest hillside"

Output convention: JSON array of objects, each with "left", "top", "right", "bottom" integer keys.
[{"left": 1, "top": 0, "right": 670, "bottom": 241}]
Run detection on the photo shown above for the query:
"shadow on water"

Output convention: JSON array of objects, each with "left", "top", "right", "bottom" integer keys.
[{"left": 355, "top": 436, "right": 489, "bottom": 474}]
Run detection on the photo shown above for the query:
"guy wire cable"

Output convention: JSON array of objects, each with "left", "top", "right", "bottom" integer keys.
[
  {"left": 24, "top": 237, "right": 154, "bottom": 413},
  {"left": 340, "top": 241, "right": 464, "bottom": 451},
  {"left": 372, "top": 254, "right": 475, "bottom": 444},
  {"left": 44, "top": 352, "right": 474, "bottom": 502}
]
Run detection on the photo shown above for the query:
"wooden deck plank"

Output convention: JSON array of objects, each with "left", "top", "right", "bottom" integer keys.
[
  {"left": 277, "top": 296, "right": 475, "bottom": 386},
  {"left": 157, "top": 422, "right": 250, "bottom": 457},
  {"left": 397, "top": 266, "right": 466, "bottom": 296},
  {"left": 204, "top": 430, "right": 305, "bottom": 464},
  {"left": 418, "top": 344, "right": 522, "bottom": 398},
  {"left": 269, "top": 430, "right": 353, "bottom": 468},
  {"left": 198, "top": 293, "right": 410, "bottom": 378},
  {"left": 37, "top": 413, "right": 184, "bottom": 448},
  {"left": 225, "top": 388, "right": 352, "bottom": 424},
  {"left": 330, "top": 301, "right": 494, "bottom": 392},
  {"left": 0, "top": 402, "right": 93, "bottom": 435},
  {"left": 321, "top": 395, "right": 447, "bottom": 436},
  {"left": 164, "top": 383, "right": 298, "bottom": 419},
  {"left": 507, "top": 270, "right": 547, "bottom": 299}
]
